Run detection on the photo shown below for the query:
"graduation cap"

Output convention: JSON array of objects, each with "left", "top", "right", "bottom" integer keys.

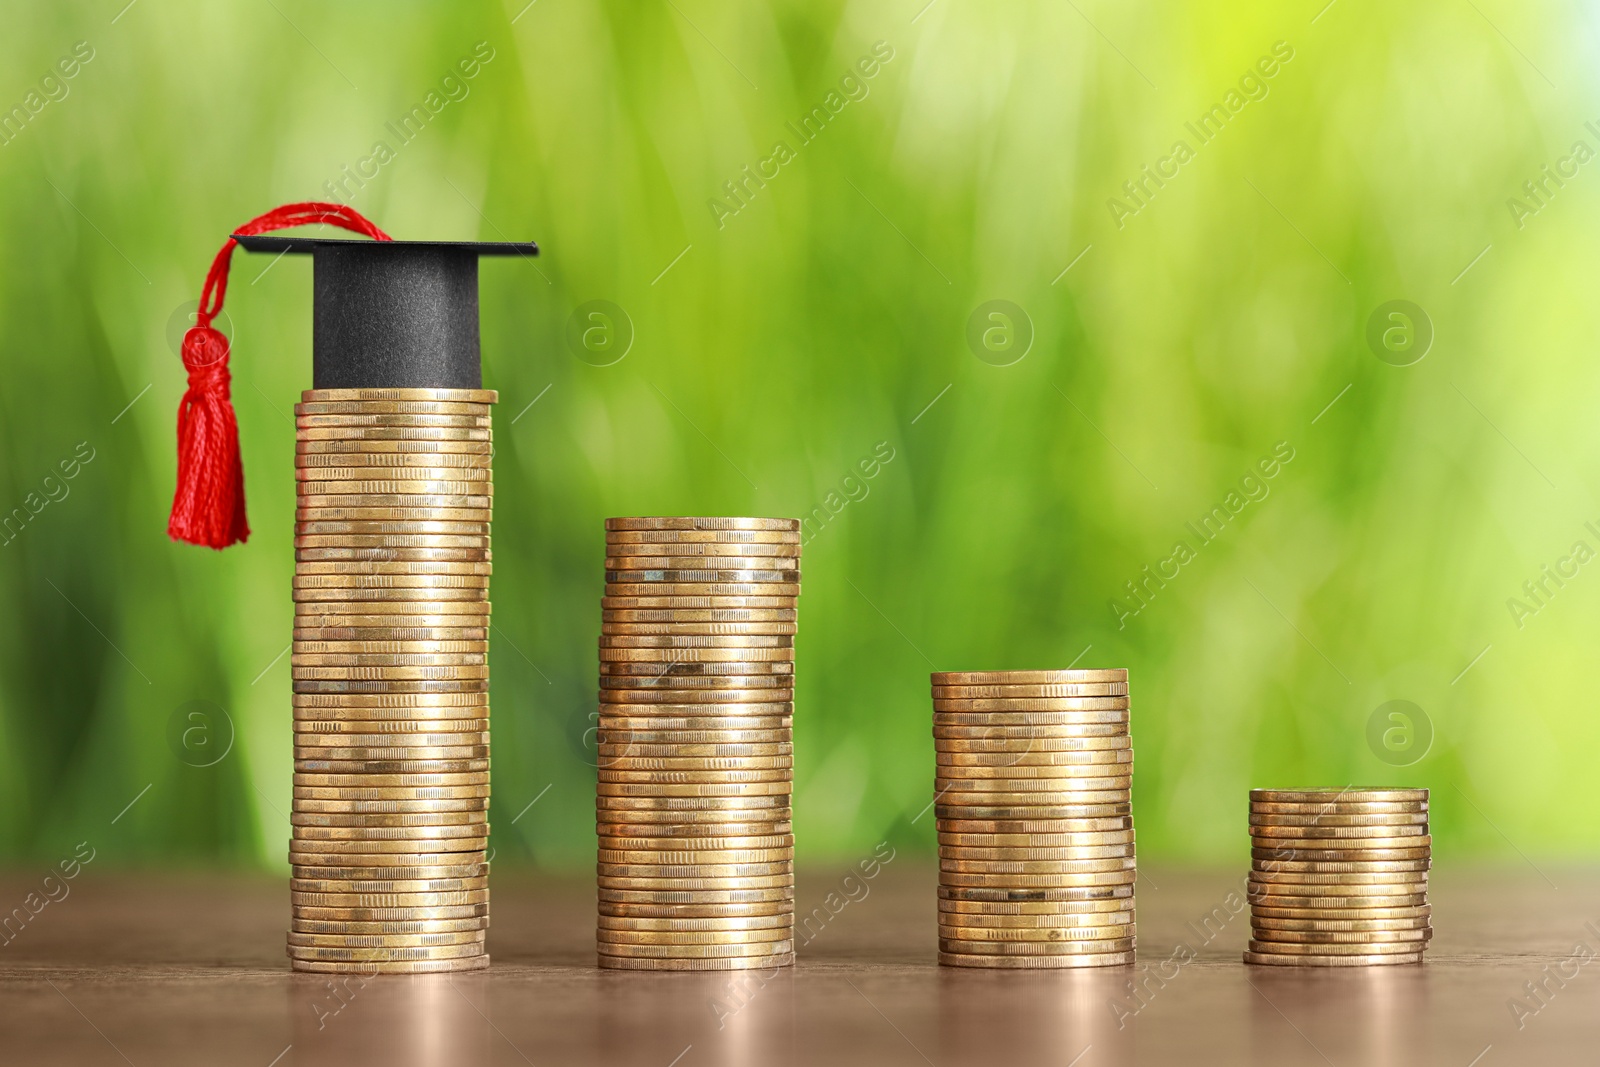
[{"left": 168, "top": 202, "right": 538, "bottom": 549}]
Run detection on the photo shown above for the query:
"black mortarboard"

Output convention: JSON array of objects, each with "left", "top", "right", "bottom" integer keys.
[{"left": 232, "top": 235, "right": 539, "bottom": 389}]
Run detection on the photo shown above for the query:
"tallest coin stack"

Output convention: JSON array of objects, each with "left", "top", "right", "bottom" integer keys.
[
  {"left": 289, "top": 388, "right": 495, "bottom": 974},
  {"left": 596, "top": 517, "right": 800, "bottom": 971}
]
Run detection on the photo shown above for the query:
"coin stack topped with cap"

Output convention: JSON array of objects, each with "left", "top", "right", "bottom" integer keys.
[
  {"left": 1245, "top": 788, "right": 1431, "bottom": 966},
  {"left": 931, "top": 669, "right": 1135, "bottom": 968},
  {"left": 596, "top": 516, "right": 799, "bottom": 971},
  {"left": 290, "top": 387, "right": 495, "bottom": 974}
]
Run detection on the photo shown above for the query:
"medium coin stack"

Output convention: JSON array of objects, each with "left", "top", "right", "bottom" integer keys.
[
  {"left": 931, "top": 669, "right": 1135, "bottom": 969},
  {"left": 290, "top": 387, "right": 495, "bottom": 974},
  {"left": 596, "top": 516, "right": 799, "bottom": 971},
  {"left": 1245, "top": 788, "right": 1431, "bottom": 967}
]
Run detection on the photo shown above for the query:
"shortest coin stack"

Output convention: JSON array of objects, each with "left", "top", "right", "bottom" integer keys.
[
  {"left": 932, "top": 668, "right": 1135, "bottom": 969},
  {"left": 1245, "top": 788, "right": 1431, "bottom": 967}
]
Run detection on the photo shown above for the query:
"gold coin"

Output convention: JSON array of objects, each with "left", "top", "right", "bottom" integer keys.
[
  {"left": 302, "top": 387, "right": 497, "bottom": 403},
  {"left": 600, "top": 902, "right": 793, "bottom": 920},
  {"left": 294, "top": 711, "right": 489, "bottom": 728},
  {"left": 938, "top": 951, "right": 1133, "bottom": 969},
  {"left": 597, "top": 875, "right": 793, "bottom": 892},
  {"left": 938, "top": 937, "right": 1136, "bottom": 956},
  {"left": 598, "top": 722, "right": 790, "bottom": 738},
  {"left": 600, "top": 634, "right": 794, "bottom": 648},
  {"left": 940, "top": 857, "right": 1136, "bottom": 874},
  {"left": 606, "top": 554, "right": 799, "bottom": 570},
  {"left": 297, "top": 507, "right": 492, "bottom": 523},
  {"left": 595, "top": 814, "right": 791, "bottom": 832},
  {"left": 1251, "top": 916, "right": 1431, "bottom": 932},
  {"left": 1251, "top": 857, "right": 1429, "bottom": 874},
  {"left": 599, "top": 648, "right": 795, "bottom": 664},
  {"left": 1250, "top": 928, "right": 1430, "bottom": 945},
  {"left": 1250, "top": 800, "right": 1427, "bottom": 815},
  {"left": 1250, "top": 904, "right": 1431, "bottom": 921},
  {"left": 607, "top": 543, "right": 800, "bottom": 559},
  {"left": 292, "top": 863, "right": 487, "bottom": 880},
  {"left": 936, "top": 821, "right": 1133, "bottom": 838},
  {"left": 294, "top": 746, "right": 488, "bottom": 763},
  {"left": 598, "top": 832, "right": 792, "bottom": 849},
  {"left": 932, "top": 683, "right": 1128, "bottom": 699},
  {"left": 290, "top": 851, "right": 488, "bottom": 869},
  {"left": 1246, "top": 893, "right": 1428, "bottom": 909},
  {"left": 599, "top": 689, "right": 793, "bottom": 705},
  {"left": 933, "top": 776, "right": 1132, "bottom": 792},
  {"left": 596, "top": 850, "right": 792, "bottom": 868},
  {"left": 1252, "top": 847, "right": 1430, "bottom": 863},
  {"left": 605, "top": 583, "right": 801, "bottom": 598},
  {"left": 596, "top": 742, "right": 790, "bottom": 758},
  {"left": 292, "top": 903, "right": 489, "bottom": 921},
  {"left": 295, "top": 534, "right": 490, "bottom": 551},
  {"left": 292, "top": 810, "right": 488, "bottom": 828},
  {"left": 294, "top": 641, "right": 487, "bottom": 656},
  {"left": 597, "top": 885, "right": 792, "bottom": 903},
  {"left": 290, "top": 837, "right": 488, "bottom": 856},
  {"left": 940, "top": 872, "right": 1137, "bottom": 889},
  {"left": 597, "top": 766, "right": 791, "bottom": 783},
  {"left": 294, "top": 577, "right": 490, "bottom": 594},
  {"left": 1249, "top": 812, "right": 1429, "bottom": 827},
  {"left": 292, "top": 667, "right": 489, "bottom": 682},
  {"left": 596, "top": 793, "right": 788, "bottom": 810},
  {"left": 931, "top": 670, "right": 1127, "bottom": 686},
  {"left": 599, "top": 704, "right": 792, "bottom": 719},
  {"left": 296, "top": 404, "right": 490, "bottom": 420},
  {"left": 935, "top": 803, "right": 1132, "bottom": 821},
  {"left": 596, "top": 914, "right": 792, "bottom": 932},
  {"left": 295, "top": 628, "right": 489, "bottom": 643},
  {"left": 291, "top": 877, "right": 488, "bottom": 894},
  {"left": 296, "top": 413, "right": 492, "bottom": 429},
  {"left": 596, "top": 756, "right": 792, "bottom": 773},
  {"left": 289, "top": 890, "right": 489, "bottom": 908},
  {"left": 936, "top": 751, "right": 1132, "bottom": 770},
  {"left": 933, "top": 725, "right": 1126, "bottom": 742},
  {"left": 931, "top": 699, "right": 1130, "bottom": 714},
  {"left": 295, "top": 602, "right": 490, "bottom": 617},
  {"left": 1250, "top": 826, "right": 1428, "bottom": 841},
  {"left": 298, "top": 466, "right": 492, "bottom": 484},
  {"left": 937, "top": 902, "right": 1134, "bottom": 922},
  {"left": 1248, "top": 870, "right": 1427, "bottom": 887},
  {"left": 603, "top": 623, "right": 797, "bottom": 637},
  {"left": 940, "top": 846, "right": 1134, "bottom": 864},
  {"left": 939, "top": 830, "right": 1135, "bottom": 848},
  {"left": 596, "top": 927, "right": 792, "bottom": 947},
  {"left": 290, "top": 956, "right": 491, "bottom": 974},
  {"left": 292, "top": 655, "right": 487, "bottom": 670},
  {"left": 938, "top": 884, "right": 1133, "bottom": 903},
  {"left": 296, "top": 425, "right": 492, "bottom": 441},
  {"left": 296, "top": 559, "right": 493, "bottom": 574},
  {"left": 606, "top": 517, "right": 799, "bottom": 532},
  {"left": 297, "top": 436, "right": 492, "bottom": 455},
  {"left": 293, "top": 787, "right": 491, "bottom": 802},
  {"left": 605, "top": 529, "right": 800, "bottom": 544},
  {"left": 596, "top": 783, "right": 788, "bottom": 799},
  {"left": 297, "top": 496, "right": 493, "bottom": 512},
  {"left": 291, "top": 823, "right": 487, "bottom": 841},
  {"left": 1242, "top": 952, "right": 1422, "bottom": 967},
  {"left": 1250, "top": 789, "right": 1428, "bottom": 804},
  {"left": 294, "top": 771, "right": 489, "bottom": 787},
  {"left": 294, "top": 799, "right": 489, "bottom": 816},
  {"left": 595, "top": 940, "right": 796, "bottom": 960},
  {"left": 602, "top": 607, "right": 797, "bottom": 621},
  {"left": 298, "top": 478, "right": 493, "bottom": 497},
  {"left": 599, "top": 662, "right": 793, "bottom": 678},
  {"left": 601, "top": 597, "right": 795, "bottom": 611},
  {"left": 937, "top": 922, "right": 1135, "bottom": 943},
  {"left": 596, "top": 953, "right": 794, "bottom": 972},
  {"left": 291, "top": 917, "right": 489, "bottom": 935},
  {"left": 298, "top": 521, "right": 490, "bottom": 538},
  {"left": 1247, "top": 939, "right": 1423, "bottom": 956},
  {"left": 936, "top": 737, "right": 1131, "bottom": 753},
  {"left": 286, "top": 929, "right": 487, "bottom": 951},
  {"left": 287, "top": 942, "right": 487, "bottom": 963}
]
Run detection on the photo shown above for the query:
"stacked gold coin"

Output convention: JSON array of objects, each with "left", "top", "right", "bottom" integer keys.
[
  {"left": 931, "top": 669, "right": 1135, "bottom": 968},
  {"left": 595, "top": 516, "right": 799, "bottom": 971},
  {"left": 1245, "top": 788, "right": 1431, "bottom": 967},
  {"left": 289, "top": 387, "right": 495, "bottom": 974}
]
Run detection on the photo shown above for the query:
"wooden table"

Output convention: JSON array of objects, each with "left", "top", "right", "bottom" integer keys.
[{"left": 0, "top": 862, "right": 1593, "bottom": 1065}]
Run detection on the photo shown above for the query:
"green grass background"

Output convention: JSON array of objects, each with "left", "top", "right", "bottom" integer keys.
[{"left": 0, "top": 0, "right": 1595, "bottom": 869}]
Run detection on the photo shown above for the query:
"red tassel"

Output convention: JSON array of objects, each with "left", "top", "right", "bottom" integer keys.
[{"left": 168, "top": 202, "right": 391, "bottom": 549}]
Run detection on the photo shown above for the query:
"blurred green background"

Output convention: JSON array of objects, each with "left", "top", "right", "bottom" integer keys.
[{"left": 0, "top": 0, "right": 1594, "bottom": 871}]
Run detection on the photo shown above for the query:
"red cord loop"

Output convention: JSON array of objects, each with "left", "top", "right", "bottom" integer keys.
[{"left": 168, "top": 202, "right": 391, "bottom": 549}]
